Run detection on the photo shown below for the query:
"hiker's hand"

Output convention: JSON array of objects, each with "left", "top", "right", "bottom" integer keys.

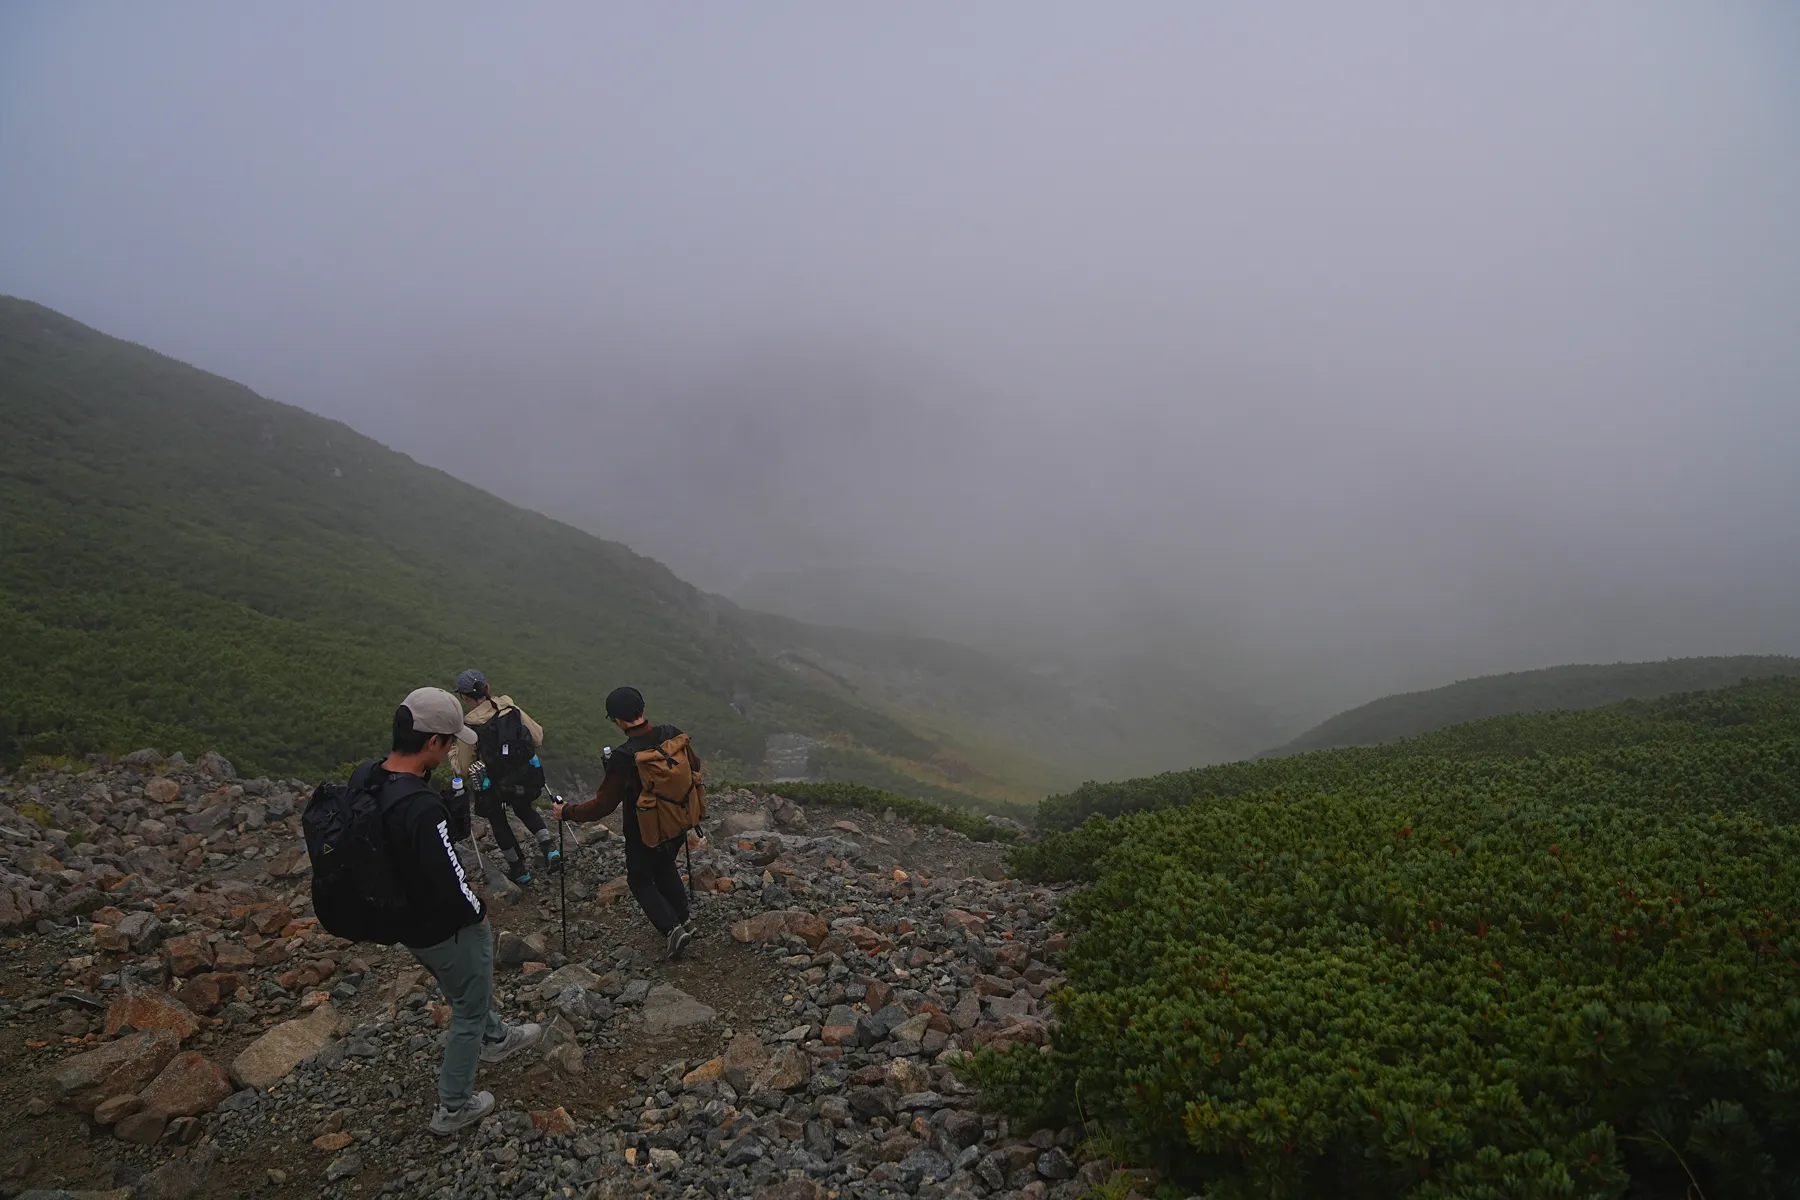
[{"left": 551, "top": 800, "right": 566, "bottom": 820}]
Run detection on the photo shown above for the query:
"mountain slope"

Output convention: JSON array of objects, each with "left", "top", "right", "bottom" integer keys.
[
  {"left": 732, "top": 610, "right": 1282, "bottom": 799},
  {"left": 1260, "top": 656, "right": 1800, "bottom": 757},
  {"left": 0, "top": 298, "right": 1026, "bottom": 800}
]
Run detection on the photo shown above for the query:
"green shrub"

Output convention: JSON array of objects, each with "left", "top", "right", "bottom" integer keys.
[
  {"left": 1002, "top": 681, "right": 1800, "bottom": 1196},
  {"left": 1035, "top": 676, "right": 1800, "bottom": 831}
]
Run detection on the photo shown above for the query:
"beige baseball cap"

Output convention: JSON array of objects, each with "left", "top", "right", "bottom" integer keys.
[{"left": 402, "top": 687, "right": 479, "bottom": 744}]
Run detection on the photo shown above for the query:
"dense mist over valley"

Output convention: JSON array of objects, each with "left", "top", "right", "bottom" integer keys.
[{"left": 4, "top": 3, "right": 1798, "bottom": 735}]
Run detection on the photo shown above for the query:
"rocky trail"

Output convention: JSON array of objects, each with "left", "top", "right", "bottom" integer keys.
[{"left": 0, "top": 753, "right": 1121, "bottom": 1200}]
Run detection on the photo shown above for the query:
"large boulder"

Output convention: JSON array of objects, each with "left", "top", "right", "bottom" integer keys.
[
  {"left": 176, "top": 971, "right": 244, "bottom": 1015},
  {"left": 0, "top": 879, "right": 52, "bottom": 931},
  {"left": 717, "top": 810, "right": 772, "bottom": 839},
  {"left": 196, "top": 751, "right": 235, "bottom": 780},
  {"left": 47, "top": 1030, "right": 181, "bottom": 1112},
  {"left": 103, "top": 986, "right": 200, "bottom": 1042},
  {"left": 534, "top": 963, "right": 599, "bottom": 998},
  {"left": 178, "top": 805, "right": 235, "bottom": 836},
  {"left": 135, "top": 1142, "right": 219, "bottom": 1200},
  {"left": 115, "top": 911, "right": 163, "bottom": 953},
  {"left": 160, "top": 934, "right": 213, "bottom": 977},
  {"left": 755, "top": 1044, "right": 813, "bottom": 1092},
  {"left": 730, "top": 909, "right": 828, "bottom": 949},
  {"left": 266, "top": 845, "right": 310, "bottom": 878},
  {"left": 230, "top": 1002, "right": 338, "bottom": 1089},
  {"left": 640, "top": 984, "right": 716, "bottom": 1035},
  {"left": 138, "top": 1051, "right": 232, "bottom": 1118}
]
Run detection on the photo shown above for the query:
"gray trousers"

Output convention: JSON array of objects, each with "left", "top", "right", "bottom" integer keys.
[{"left": 408, "top": 917, "right": 506, "bottom": 1109}]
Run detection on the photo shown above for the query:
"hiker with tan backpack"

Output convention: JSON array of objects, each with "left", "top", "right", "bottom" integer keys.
[{"left": 553, "top": 686, "right": 707, "bottom": 959}]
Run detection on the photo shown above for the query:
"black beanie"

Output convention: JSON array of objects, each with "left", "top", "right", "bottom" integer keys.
[{"left": 604, "top": 686, "right": 646, "bottom": 722}]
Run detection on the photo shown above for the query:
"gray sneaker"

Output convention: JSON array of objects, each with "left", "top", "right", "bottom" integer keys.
[
  {"left": 667, "top": 923, "right": 693, "bottom": 961},
  {"left": 428, "top": 1089, "right": 494, "bottom": 1135},
  {"left": 479, "top": 1022, "right": 543, "bottom": 1064}
]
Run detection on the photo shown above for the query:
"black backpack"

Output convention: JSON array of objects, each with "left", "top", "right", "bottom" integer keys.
[
  {"left": 304, "top": 762, "right": 411, "bottom": 944},
  {"left": 475, "top": 705, "right": 546, "bottom": 794}
]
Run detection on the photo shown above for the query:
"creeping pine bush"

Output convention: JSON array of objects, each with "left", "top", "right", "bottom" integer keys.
[
  {"left": 981, "top": 683, "right": 1800, "bottom": 1198},
  {"left": 1032, "top": 676, "right": 1800, "bottom": 831}
]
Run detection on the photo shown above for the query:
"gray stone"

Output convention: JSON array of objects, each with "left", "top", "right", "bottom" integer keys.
[
  {"left": 324, "top": 1152, "right": 363, "bottom": 1181},
  {"left": 177, "top": 805, "right": 234, "bottom": 836},
  {"left": 848, "top": 1086, "right": 895, "bottom": 1120},
  {"left": 898, "top": 1148, "right": 955, "bottom": 1185},
  {"left": 135, "top": 1143, "right": 218, "bottom": 1200},
  {"left": 122, "top": 749, "right": 163, "bottom": 767},
  {"left": 717, "top": 811, "right": 772, "bottom": 839},
  {"left": 115, "top": 911, "right": 161, "bottom": 952},
  {"left": 1037, "top": 1146, "right": 1075, "bottom": 1180},
  {"left": 941, "top": 1110, "right": 985, "bottom": 1149},
  {"left": 196, "top": 752, "right": 235, "bottom": 781},
  {"left": 230, "top": 1002, "right": 337, "bottom": 1088},
  {"left": 217, "top": 1088, "right": 261, "bottom": 1113},
  {"left": 616, "top": 978, "right": 651, "bottom": 1006},
  {"left": 898, "top": 1091, "right": 946, "bottom": 1110},
  {"left": 641, "top": 984, "right": 716, "bottom": 1034},
  {"left": 496, "top": 931, "right": 529, "bottom": 965},
  {"left": 537, "top": 963, "right": 600, "bottom": 996}
]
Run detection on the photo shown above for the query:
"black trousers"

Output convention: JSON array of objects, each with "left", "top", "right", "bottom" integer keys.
[
  {"left": 480, "top": 788, "right": 548, "bottom": 862},
  {"left": 624, "top": 815, "right": 689, "bottom": 935}
]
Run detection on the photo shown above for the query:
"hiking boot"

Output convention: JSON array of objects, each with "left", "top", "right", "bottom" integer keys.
[
  {"left": 479, "top": 1021, "right": 542, "bottom": 1063},
  {"left": 543, "top": 846, "right": 563, "bottom": 874},
  {"left": 507, "top": 861, "right": 534, "bottom": 886},
  {"left": 428, "top": 1090, "right": 495, "bottom": 1135},
  {"left": 666, "top": 923, "right": 693, "bottom": 961}
]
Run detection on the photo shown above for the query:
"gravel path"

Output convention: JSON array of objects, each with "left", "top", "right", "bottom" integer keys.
[{"left": 0, "top": 755, "right": 1118, "bottom": 1200}]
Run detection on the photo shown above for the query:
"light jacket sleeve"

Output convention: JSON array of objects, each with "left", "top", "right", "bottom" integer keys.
[{"left": 447, "top": 697, "right": 491, "bottom": 778}]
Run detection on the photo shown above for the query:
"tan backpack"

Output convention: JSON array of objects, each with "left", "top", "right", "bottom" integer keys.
[{"left": 632, "top": 732, "right": 707, "bottom": 848}]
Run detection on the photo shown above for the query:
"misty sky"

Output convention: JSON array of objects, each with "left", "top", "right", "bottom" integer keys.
[{"left": 4, "top": 3, "right": 1798, "bottom": 725}]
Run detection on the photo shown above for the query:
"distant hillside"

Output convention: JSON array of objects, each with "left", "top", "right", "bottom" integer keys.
[
  {"left": 1261, "top": 656, "right": 1800, "bottom": 757},
  {"left": 733, "top": 610, "right": 1282, "bottom": 800},
  {"left": 0, "top": 297, "right": 1041, "bottom": 809},
  {"left": 1037, "top": 672, "right": 1800, "bottom": 833}
]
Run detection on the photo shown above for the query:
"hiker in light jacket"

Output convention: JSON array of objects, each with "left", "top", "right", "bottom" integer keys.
[{"left": 451, "top": 668, "right": 557, "bottom": 885}]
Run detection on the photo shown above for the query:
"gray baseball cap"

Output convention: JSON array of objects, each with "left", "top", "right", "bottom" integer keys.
[{"left": 402, "top": 687, "right": 478, "bottom": 744}]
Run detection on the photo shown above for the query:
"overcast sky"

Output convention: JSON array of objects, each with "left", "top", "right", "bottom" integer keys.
[{"left": 4, "top": 3, "right": 1797, "bottom": 722}]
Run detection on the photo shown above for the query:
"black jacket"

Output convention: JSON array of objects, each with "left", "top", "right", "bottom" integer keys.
[{"left": 349, "top": 760, "right": 486, "bottom": 948}]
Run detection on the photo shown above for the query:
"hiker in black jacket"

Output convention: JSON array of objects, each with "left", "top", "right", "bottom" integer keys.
[
  {"left": 554, "top": 686, "right": 696, "bottom": 960},
  {"left": 375, "top": 687, "right": 542, "bottom": 1135}
]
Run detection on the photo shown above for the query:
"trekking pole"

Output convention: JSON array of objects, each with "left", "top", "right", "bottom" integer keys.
[{"left": 557, "top": 798, "right": 568, "bottom": 956}]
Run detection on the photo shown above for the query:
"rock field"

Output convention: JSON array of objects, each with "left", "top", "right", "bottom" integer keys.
[{"left": 0, "top": 751, "right": 1140, "bottom": 1200}]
